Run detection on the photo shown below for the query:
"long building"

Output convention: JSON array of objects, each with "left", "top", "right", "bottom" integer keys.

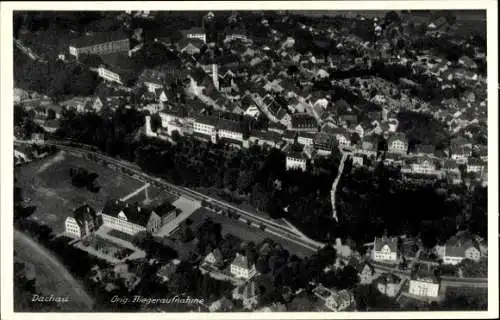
[
  {"left": 101, "top": 199, "right": 177, "bottom": 235},
  {"left": 69, "top": 31, "right": 130, "bottom": 59}
]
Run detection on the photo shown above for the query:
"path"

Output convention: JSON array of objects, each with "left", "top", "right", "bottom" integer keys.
[
  {"left": 120, "top": 183, "right": 150, "bottom": 201},
  {"left": 14, "top": 230, "right": 94, "bottom": 311},
  {"left": 331, "top": 152, "right": 348, "bottom": 221}
]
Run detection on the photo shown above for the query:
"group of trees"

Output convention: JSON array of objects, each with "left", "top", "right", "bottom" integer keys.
[
  {"left": 335, "top": 162, "right": 487, "bottom": 246},
  {"left": 14, "top": 48, "right": 100, "bottom": 102},
  {"left": 185, "top": 217, "right": 362, "bottom": 305},
  {"left": 69, "top": 167, "right": 101, "bottom": 192},
  {"left": 55, "top": 103, "right": 487, "bottom": 248}
]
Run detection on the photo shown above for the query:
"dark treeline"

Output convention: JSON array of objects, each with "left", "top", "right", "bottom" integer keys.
[{"left": 53, "top": 109, "right": 486, "bottom": 245}]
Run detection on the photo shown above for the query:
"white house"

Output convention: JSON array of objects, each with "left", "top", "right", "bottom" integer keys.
[
  {"left": 324, "top": 290, "right": 354, "bottom": 312},
  {"left": 97, "top": 66, "right": 124, "bottom": 84},
  {"left": 230, "top": 253, "right": 257, "bottom": 280},
  {"left": 297, "top": 132, "right": 314, "bottom": 147},
  {"left": 244, "top": 105, "right": 261, "bottom": 119},
  {"left": 286, "top": 153, "right": 307, "bottom": 171},
  {"left": 435, "top": 237, "right": 481, "bottom": 265},
  {"left": 65, "top": 204, "right": 101, "bottom": 238},
  {"left": 101, "top": 200, "right": 162, "bottom": 235},
  {"left": 387, "top": 133, "right": 408, "bottom": 155},
  {"left": 372, "top": 236, "right": 398, "bottom": 262},
  {"left": 409, "top": 276, "right": 440, "bottom": 298},
  {"left": 352, "top": 153, "right": 364, "bottom": 167}
]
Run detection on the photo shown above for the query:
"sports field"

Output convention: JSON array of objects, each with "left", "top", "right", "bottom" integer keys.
[{"left": 15, "top": 151, "right": 144, "bottom": 233}]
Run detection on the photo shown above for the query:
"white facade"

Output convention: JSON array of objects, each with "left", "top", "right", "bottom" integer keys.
[
  {"left": 145, "top": 82, "right": 163, "bottom": 93},
  {"left": 352, "top": 154, "right": 364, "bottom": 167},
  {"left": 98, "top": 67, "right": 123, "bottom": 84},
  {"left": 297, "top": 136, "right": 314, "bottom": 147},
  {"left": 407, "top": 160, "right": 439, "bottom": 175},
  {"left": 372, "top": 244, "right": 398, "bottom": 262},
  {"left": 187, "top": 33, "right": 206, "bottom": 43},
  {"left": 467, "top": 163, "right": 484, "bottom": 173},
  {"left": 230, "top": 264, "right": 256, "bottom": 280},
  {"left": 65, "top": 217, "right": 83, "bottom": 238},
  {"left": 286, "top": 156, "right": 307, "bottom": 171},
  {"left": 409, "top": 280, "right": 439, "bottom": 298},
  {"left": 244, "top": 106, "right": 261, "bottom": 118},
  {"left": 451, "top": 153, "right": 468, "bottom": 164},
  {"left": 218, "top": 129, "right": 243, "bottom": 142},
  {"left": 102, "top": 212, "right": 147, "bottom": 235},
  {"left": 336, "top": 135, "right": 351, "bottom": 149},
  {"left": 389, "top": 140, "right": 407, "bottom": 154},
  {"left": 193, "top": 121, "right": 216, "bottom": 136}
]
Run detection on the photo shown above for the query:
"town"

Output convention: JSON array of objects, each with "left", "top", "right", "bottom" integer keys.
[{"left": 13, "top": 10, "right": 488, "bottom": 313}]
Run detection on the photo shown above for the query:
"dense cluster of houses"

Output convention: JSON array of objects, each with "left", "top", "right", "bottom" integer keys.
[{"left": 16, "top": 11, "right": 487, "bottom": 188}]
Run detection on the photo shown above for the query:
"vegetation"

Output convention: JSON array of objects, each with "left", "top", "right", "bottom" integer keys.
[
  {"left": 69, "top": 167, "right": 101, "bottom": 192},
  {"left": 14, "top": 47, "right": 101, "bottom": 103}
]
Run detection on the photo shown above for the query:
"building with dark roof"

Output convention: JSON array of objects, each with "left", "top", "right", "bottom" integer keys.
[
  {"left": 291, "top": 113, "right": 318, "bottom": 132},
  {"left": 65, "top": 204, "right": 101, "bottom": 238},
  {"left": 69, "top": 31, "right": 130, "bottom": 59},
  {"left": 101, "top": 199, "right": 164, "bottom": 235},
  {"left": 314, "top": 132, "right": 337, "bottom": 154},
  {"left": 435, "top": 235, "right": 481, "bottom": 265}
]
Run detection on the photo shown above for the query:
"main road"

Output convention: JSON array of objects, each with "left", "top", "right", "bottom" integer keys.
[{"left": 15, "top": 139, "right": 326, "bottom": 252}]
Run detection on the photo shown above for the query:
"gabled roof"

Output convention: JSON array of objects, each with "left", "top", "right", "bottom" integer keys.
[
  {"left": 69, "top": 31, "right": 129, "bottom": 48},
  {"left": 155, "top": 202, "right": 177, "bottom": 217},
  {"left": 231, "top": 253, "right": 253, "bottom": 269},
  {"left": 102, "top": 199, "right": 154, "bottom": 227},
  {"left": 73, "top": 204, "right": 97, "bottom": 228},
  {"left": 374, "top": 236, "right": 398, "bottom": 252},
  {"left": 388, "top": 132, "right": 408, "bottom": 144}
]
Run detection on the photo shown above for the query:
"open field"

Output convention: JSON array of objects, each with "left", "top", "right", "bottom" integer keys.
[
  {"left": 15, "top": 151, "right": 144, "bottom": 233},
  {"left": 14, "top": 230, "right": 94, "bottom": 311},
  {"left": 188, "top": 208, "right": 315, "bottom": 258}
]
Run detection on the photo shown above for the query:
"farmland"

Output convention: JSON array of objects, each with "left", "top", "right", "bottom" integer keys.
[{"left": 15, "top": 150, "right": 144, "bottom": 233}]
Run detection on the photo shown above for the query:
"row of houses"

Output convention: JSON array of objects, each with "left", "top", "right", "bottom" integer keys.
[{"left": 372, "top": 235, "right": 483, "bottom": 266}]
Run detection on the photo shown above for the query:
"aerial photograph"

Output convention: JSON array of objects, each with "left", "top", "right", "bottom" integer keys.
[{"left": 11, "top": 9, "right": 489, "bottom": 313}]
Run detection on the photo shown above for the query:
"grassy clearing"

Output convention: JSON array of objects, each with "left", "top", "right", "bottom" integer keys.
[{"left": 15, "top": 151, "right": 143, "bottom": 233}]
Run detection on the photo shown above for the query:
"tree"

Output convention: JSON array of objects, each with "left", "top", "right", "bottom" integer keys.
[
  {"left": 255, "top": 256, "right": 270, "bottom": 274},
  {"left": 150, "top": 113, "right": 162, "bottom": 132},
  {"left": 336, "top": 265, "right": 360, "bottom": 289}
]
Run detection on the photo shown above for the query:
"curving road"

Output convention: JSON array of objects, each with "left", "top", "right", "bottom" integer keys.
[{"left": 14, "top": 230, "right": 94, "bottom": 311}]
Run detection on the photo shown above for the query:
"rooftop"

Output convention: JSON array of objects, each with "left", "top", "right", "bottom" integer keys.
[{"left": 70, "top": 31, "right": 129, "bottom": 48}]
